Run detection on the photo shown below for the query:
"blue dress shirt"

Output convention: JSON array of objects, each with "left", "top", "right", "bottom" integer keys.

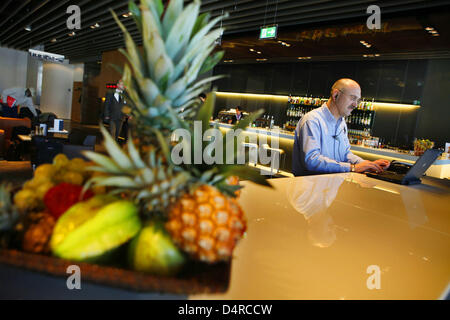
[{"left": 292, "top": 104, "right": 363, "bottom": 176}]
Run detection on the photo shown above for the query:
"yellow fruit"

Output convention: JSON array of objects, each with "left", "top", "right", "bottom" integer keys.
[
  {"left": 165, "top": 185, "right": 247, "bottom": 264},
  {"left": 24, "top": 174, "right": 52, "bottom": 190},
  {"left": 34, "top": 164, "right": 57, "bottom": 180},
  {"left": 14, "top": 189, "right": 39, "bottom": 211},
  {"left": 60, "top": 171, "right": 84, "bottom": 185},
  {"left": 66, "top": 158, "right": 87, "bottom": 174},
  {"left": 36, "top": 182, "right": 55, "bottom": 199},
  {"left": 53, "top": 154, "right": 69, "bottom": 169}
]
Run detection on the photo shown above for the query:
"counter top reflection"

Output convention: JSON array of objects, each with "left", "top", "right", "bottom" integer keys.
[{"left": 192, "top": 173, "right": 450, "bottom": 300}]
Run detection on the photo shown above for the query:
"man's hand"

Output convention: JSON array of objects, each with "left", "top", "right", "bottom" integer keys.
[
  {"left": 354, "top": 160, "right": 383, "bottom": 173},
  {"left": 374, "top": 159, "right": 390, "bottom": 170}
]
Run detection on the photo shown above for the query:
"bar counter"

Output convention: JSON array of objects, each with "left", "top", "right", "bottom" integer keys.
[
  {"left": 192, "top": 173, "right": 450, "bottom": 299},
  {"left": 213, "top": 122, "right": 450, "bottom": 179},
  {"left": 1, "top": 173, "right": 449, "bottom": 299}
]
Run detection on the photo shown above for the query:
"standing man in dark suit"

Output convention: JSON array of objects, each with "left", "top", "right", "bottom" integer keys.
[{"left": 104, "top": 79, "right": 126, "bottom": 141}]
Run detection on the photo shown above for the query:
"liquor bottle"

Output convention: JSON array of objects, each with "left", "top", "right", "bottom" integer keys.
[{"left": 270, "top": 116, "right": 275, "bottom": 129}]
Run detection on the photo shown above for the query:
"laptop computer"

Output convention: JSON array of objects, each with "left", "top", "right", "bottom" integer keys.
[{"left": 366, "top": 149, "right": 441, "bottom": 185}]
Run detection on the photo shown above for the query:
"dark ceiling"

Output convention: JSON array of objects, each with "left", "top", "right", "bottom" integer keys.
[{"left": 0, "top": 0, "right": 449, "bottom": 63}]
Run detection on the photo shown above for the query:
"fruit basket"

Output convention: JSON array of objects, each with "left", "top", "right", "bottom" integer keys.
[{"left": 0, "top": 0, "right": 271, "bottom": 295}]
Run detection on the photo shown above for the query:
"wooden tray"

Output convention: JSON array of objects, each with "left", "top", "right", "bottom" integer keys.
[{"left": 0, "top": 249, "right": 231, "bottom": 294}]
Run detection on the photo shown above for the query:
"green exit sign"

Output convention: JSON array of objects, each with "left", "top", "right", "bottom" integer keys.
[{"left": 259, "top": 25, "right": 278, "bottom": 39}]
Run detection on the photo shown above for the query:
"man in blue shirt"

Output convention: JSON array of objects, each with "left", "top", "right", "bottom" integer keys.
[{"left": 292, "top": 79, "right": 390, "bottom": 176}]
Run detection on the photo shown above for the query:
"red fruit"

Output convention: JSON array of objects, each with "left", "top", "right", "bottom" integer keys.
[{"left": 43, "top": 183, "right": 94, "bottom": 219}]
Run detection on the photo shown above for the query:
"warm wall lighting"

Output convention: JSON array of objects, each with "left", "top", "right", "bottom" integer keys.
[
  {"left": 223, "top": 59, "right": 234, "bottom": 63},
  {"left": 216, "top": 92, "right": 420, "bottom": 110},
  {"left": 256, "top": 58, "right": 268, "bottom": 61},
  {"left": 372, "top": 102, "right": 420, "bottom": 110},
  {"left": 216, "top": 92, "right": 289, "bottom": 101}
]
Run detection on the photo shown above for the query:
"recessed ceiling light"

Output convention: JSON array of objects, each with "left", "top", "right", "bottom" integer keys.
[
  {"left": 429, "top": 30, "right": 438, "bottom": 34},
  {"left": 51, "top": 38, "right": 57, "bottom": 43},
  {"left": 375, "top": 54, "right": 380, "bottom": 57},
  {"left": 122, "top": 13, "right": 129, "bottom": 18},
  {"left": 285, "top": 44, "right": 291, "bottom": 47},
  {"left": 256, "top": 58, "right": 267, "bottom": 61},
  {"left": 257, "top": 51, "right": 261, "bottom": 54},
  {"left": 432, "top": 33, "right": 440, "bottom": 36},
  {"left": 24, "top": 25, "right": 32, "bottom": 31},
  {"left": 95, "top": 23, "right": 100, "bottom": 28},
  {"left": 365, "top": 44, "right": 372, "bottom": 48},
  {"left": 360, "top": 40, "right": 366, "bottom": 44},
  {"left": 249, "top": 48, "right": 255, "bottom": 52},
  {"left": 68, "top": 31, "right": 76, "bottom": 37},
  {"left": 425, "top": 27, "right": 434, "bottom": 31}
]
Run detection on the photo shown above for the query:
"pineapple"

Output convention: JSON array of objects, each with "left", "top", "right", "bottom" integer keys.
[
  {"left": 84, "top": 0, "right": 273, "bottom": 264},
  {"left": 165, "top": 185, "right": 246, "bottom": 263}
]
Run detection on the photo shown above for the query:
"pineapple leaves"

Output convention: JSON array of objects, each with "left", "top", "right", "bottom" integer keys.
[
  {"left": 165, "top": 0, "right": 200, "bottom": 60},
  {"left": 200, "top": 51, "right": 225, "bottom": 74},
  {"left": 129, "top": 1, "right": 142, "bottom": 33},
  {"left": 127, "top": 137, "right": 146, "bottom": 169},
  {"left": 111, "top": 10, "right": 145, "bottom": 79},
  {"left": 83, "top": 152, "right": 123, "bottom": 174},
  {"left": 162, "top": 0, "right": 183, "bottom": 36},
  {"left": 99, "top": 125, "right": 135, "bottom": 171},
  {"left": 192, "top": 12, "right": 211, "bottom": 38}
]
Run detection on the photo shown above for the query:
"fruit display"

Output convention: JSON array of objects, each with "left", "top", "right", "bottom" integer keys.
[{"left": 0, "top": 0, "right": 272, "bottom": 292}]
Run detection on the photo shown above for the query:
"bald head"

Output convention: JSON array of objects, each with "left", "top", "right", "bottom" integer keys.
[
  {"left": 327, "top": 78, "right": 362, "bottom": 119},
  {"left": 331, "top": 78, "right": 360, "bottom": 96}
]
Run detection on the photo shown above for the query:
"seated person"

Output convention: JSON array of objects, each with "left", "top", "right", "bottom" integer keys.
[
  {"left": 292, "top": 79, "right": 390, "bottom": 176},
  {"left": 1, "top": 87, "right": 39, "bottom": 119}
]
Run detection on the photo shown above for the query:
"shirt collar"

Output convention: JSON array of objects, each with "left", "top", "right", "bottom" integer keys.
[{"left": 321, "top": 103, "right": 346, "bottom": 126}]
